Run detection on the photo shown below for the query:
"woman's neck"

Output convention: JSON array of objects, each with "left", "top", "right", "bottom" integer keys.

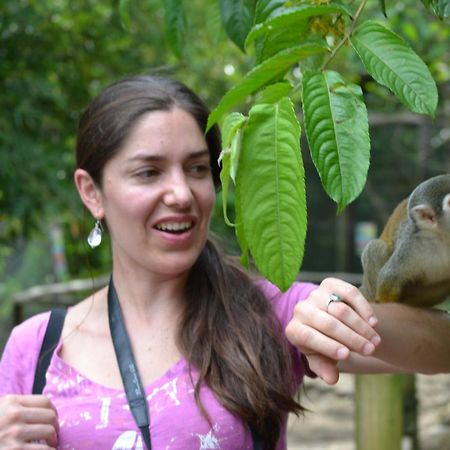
[{"left": 110, "top": 263, "right": 188, "bottom": 327}]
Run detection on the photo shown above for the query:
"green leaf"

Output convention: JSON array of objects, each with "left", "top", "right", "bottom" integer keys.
[
  {"left": 255, "top": 82, "right": 292, "bottom": 105},
  {"left": 219, "top": 0, "right": 255, "bottom": 51},
  {"left": 378, "top": 0, "right": 387, "bottom": 17},
  {"left": 420, "top": 0, "right": 449, "bottom": 18},
  {"left": 235, "top": 187, "right": 250, "bottom": 267},
  {"left": 163, "top": 0, "right": 186, "bottom": 58},
  {"left": 205, "top": 0, "right": 227, "bottom": 44},
  {"left": 207, "top": 43, "right": 328, "bottom": 131},
  {"left": 350, "top": 20, "right": 438, "bottom": 117},
  {"left": 302, "top": 71, "right": 370, "bottom": 212},
  {"left": 220, "top": 113, "right": 247, "bottom": 226},
  {"left": 254, "top": 0, "right": 286, "bottom": 24},
  {"left": 255, "top": 22, "right": 311, "bottom": 63},
  {"left": 119, "top": 0, "right": 131, "bottom": 30},
  {"left": 236, "top": 98, "right": 306, "bottom": 291},
  {"left": 245, "top": 4, "right": 353, "bottom": 50},
  {"left": 254, "top": 1, "right": 295, "bottom": 62},
  {"left": 220, "top": 152, "right": 234, "bottom": 226},
  {"left": 222, "top": 112, "right": 247, "bottom": 149}
]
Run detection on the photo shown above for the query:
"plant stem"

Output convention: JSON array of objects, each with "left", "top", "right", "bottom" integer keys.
[{"left": 321, "top": 0, "right": 368, "bottom": 71}]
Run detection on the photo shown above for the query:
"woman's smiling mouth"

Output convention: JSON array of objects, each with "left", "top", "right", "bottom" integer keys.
[{"left": 155, "top": 221, "right": 193, "bottom": 234}]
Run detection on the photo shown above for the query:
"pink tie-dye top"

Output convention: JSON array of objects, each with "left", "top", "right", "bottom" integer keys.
[{"left": 0, "top": 280, "right": 317, "bottom": 450}]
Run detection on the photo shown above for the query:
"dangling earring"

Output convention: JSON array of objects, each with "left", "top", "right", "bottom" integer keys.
[{"left": 87, "top": 220, "right": 103, "bottom": 248}]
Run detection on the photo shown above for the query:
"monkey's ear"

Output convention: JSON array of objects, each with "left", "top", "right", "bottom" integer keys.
[
  {"left": 443, "top": 193, "right": 450, "bottom": 213},
  {"left": 411, "top": 204, "right": 437, "bottom": 229}
]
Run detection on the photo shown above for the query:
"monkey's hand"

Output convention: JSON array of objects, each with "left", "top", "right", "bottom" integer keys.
[{"left": 360, "top": 238, "right": 391, "bottom": 302}]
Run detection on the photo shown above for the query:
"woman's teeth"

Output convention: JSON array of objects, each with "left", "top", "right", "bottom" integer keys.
[{"left": 156, "top": 222, "right": 192, "bottom": 233}]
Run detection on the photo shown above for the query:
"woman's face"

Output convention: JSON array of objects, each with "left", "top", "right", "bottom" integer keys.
[{"left": 97, "top": 107, "right": 216, "bottom": 279}]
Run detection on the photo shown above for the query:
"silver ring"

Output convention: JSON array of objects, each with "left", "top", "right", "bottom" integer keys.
[{"left": 326, "top": 293, "right": 344, "bottom": 311}]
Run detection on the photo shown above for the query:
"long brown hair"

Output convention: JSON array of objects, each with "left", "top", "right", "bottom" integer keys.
[
  {"left": 183, "top": 239, "right": 303, "bottom": 448},
  {"left": 76, "top": 76, "right": 303, "bottom": 448}
]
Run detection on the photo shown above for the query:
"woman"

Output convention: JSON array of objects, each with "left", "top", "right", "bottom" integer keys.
[{"left": 0, "top": 76, "right": 449, "bottom": 450}]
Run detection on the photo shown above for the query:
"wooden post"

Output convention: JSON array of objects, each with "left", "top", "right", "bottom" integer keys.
[
  {"left": 355, "top": 374, "right": 404, "bottom": 450},
  {"left": 403, "top": 374, "right": 419, "bottom": 450}
]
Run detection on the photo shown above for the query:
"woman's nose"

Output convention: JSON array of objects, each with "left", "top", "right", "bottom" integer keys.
[{"left": 163, "top": 172, "right": 193, "bottom": 208}]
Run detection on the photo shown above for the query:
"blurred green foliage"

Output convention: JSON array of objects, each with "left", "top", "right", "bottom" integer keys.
[
  {"left": 0, "top": 0, "right": 246, "bottom": 285},
  {"left": 0, "top": 0, "right": 448, "bottom": 335}
]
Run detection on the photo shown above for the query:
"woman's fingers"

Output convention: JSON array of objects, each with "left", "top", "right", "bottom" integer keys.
[
  {"left": 320, "top": 278, "right": 378, "bottom": 326},
  {"left": 304, "top": 353, "right": 340, "bottom": 385},
  {"left": 286, "top": 278, "right": 383, "bottom": 374},
  {"left": 314, "top": 303, "right": 380, "bottom": 354},
  {"left": 312, "top": 280, "right": 380, "bottom": 346},
  {"left": 3, "top": 395, "right": 58, "bottom": 428},
  {"left": 10, "top": 395, "right": 54, "bottom": 408},
  {"left": 18, "top": 408, "right": 58, "bottom": 427},
  {"left": 14, "top": 445, "right": 56, "bottom": 450},
  {"left": 25, "top": 446, "right": 56, "bottom": 450},
  {"left": 0, "top": 395, "right": 58, "bottom": 448},
  {"left": 286, "top": 322, "right": 351, "bottom": 360},
  {"left": 290, "top": 299, "right": 379, "bottom": 357},
  {"left": 23, "top": 425, "right": 58, "bottom": 448}
]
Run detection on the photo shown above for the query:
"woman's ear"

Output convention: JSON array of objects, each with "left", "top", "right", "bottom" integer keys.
[{"left": 74, "top": 169, "right": 104, "bottom": 219}]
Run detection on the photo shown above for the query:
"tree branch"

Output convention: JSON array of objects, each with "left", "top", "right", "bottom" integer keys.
[{"left": 321, "top": 0, "right": 369, "bottom": 71}]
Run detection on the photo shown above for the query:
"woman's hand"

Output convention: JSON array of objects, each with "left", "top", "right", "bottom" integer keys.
[
  {"left": 0, "top": 395, "right": 58, "bottom": 449},
  {"left": 285, "top": 278, "right": 381, "bottom": 385}
]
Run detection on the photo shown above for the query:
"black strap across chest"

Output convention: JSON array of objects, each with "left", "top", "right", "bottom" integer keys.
[
  {"left": 33, "top": 279, "right": 264, "bottom": 450},
  {"left": 32, "top": 308, "right": 67, "bottom": 395},
  {"left": 108, "top": 278, "right": 152, "bottom": 449}
]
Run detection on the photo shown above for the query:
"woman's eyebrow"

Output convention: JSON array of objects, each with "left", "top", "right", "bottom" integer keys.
[
  {"left": 127, "top": 149, "right": 210, "bottom": 163},
  {"left": 187, "top": 149, "right": 210, "bottom": 159},
  {"left": 126, "top": 154, "right": 164, "bottom": 163}
]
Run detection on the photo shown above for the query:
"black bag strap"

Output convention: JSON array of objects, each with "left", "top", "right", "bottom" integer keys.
[
  {"left": 108, "top": 278, "right": 152, "bottom": 450},
  {"left": 32, "top": 308, "right": 67, "bottom": 395},
  {"left": 251, "top": 427, "right": 264, "bottom": 450}
]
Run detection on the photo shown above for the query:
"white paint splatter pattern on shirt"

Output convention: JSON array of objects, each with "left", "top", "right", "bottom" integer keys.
[
  {"left": 0, "top": 280, "right": 315, "bottom": 449},
  {"left": 111, "top": 430, "right": 144, "bottom": 450},
  {"left": 146, "top": 377, "right": 180, "bottom": 412},
  {"left": 96, "top": 397, "right": 112, "bottom": 429},
  {"left": 195, "top": 424, "right": 221, "bottom": 449}
]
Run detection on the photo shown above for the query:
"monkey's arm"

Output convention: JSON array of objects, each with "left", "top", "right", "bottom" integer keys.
[
  {"left": 339, "top": 303, "right": 450, "bottom": 374},
  {"left": 360, "top": 238, "right": 390, "bottom": 301},
  {"left": 375, "top": 235, "right": 415, "bottom": 302},
  {"left": 360, "top": 199, "right": 408, "bottom": 302}
]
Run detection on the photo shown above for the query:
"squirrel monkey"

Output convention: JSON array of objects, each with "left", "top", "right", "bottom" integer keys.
[{"left": 360, "top": 174, "right": 450, "bottom": 307}]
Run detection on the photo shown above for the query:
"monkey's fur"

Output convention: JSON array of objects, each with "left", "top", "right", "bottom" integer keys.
[{"left": 360, "top": 174, "right": 450, "bottom": 307}]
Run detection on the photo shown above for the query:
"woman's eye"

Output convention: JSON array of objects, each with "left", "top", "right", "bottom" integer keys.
[
  {"left": 189, "top": 164, "right": 211, "bottom": 176},
  {"left": 135, "top": 168, "right": 159, "bottom": 178}
]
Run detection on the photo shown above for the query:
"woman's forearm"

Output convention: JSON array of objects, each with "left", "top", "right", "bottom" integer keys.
[
  {"left": 367, "top": 303, "right": 450, "bottom": 374},
  {"left": 286, "top": 278, "right": 450, "bottom": 383}
]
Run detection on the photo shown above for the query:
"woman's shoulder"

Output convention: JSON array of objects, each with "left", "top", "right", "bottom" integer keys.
[
  {"left": 9, "top": 311, "right": 52, "bottom": 348},
  {"left": 255, "top": 278, "right": 318, "bottom": 326},
  {"left": 256, "top": 278, "right": 317, "bottom": 301},
  {"left": 0, "top": 311, "right": 51, "bottom": 395}
]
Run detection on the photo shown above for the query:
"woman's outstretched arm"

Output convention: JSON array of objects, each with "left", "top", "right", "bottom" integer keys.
[{"left": 285, "top": 277, "right": 450, "bottom": 384}]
